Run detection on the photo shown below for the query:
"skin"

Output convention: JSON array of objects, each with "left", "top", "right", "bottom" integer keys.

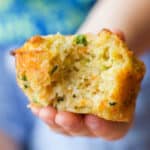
[{"left": 78, "top": 0, "right": 150, "bottom": 54}]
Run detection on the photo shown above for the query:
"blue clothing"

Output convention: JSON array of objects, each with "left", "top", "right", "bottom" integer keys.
[{"left": 0, "top": 1, "right": 150, "bottom": 150}]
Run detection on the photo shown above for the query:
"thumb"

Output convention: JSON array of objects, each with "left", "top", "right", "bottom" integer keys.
[{"left": 111, "top": 29, "right": 126, "bottom": 41}]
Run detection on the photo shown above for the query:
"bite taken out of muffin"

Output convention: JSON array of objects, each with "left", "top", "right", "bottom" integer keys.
[{"left": 13, "top": 29, "right": 145, "bottom": 122}]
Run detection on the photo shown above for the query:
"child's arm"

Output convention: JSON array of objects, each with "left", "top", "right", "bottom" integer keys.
[{"left": 78, "top": 0, "right": 150, "bottom": 54}]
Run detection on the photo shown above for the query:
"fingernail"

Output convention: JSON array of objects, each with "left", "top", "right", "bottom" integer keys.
[
  {"left": 30, "top": 107, "right": 40, "bottom": 116},
  {"left": 55, "top": 115, "right": 63, "bottom": 126}
]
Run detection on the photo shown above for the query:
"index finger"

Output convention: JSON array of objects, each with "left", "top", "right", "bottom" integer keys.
[{"left": 85, "top": 115, "right": 132, "bottom": 140}]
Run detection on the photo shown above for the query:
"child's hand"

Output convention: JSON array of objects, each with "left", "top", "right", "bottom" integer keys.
[
  {"left": 31, "top": 105, "right": 132, "bottom": 140},
  {"left": 30, "top": 30, "right": 132, "bottom": 141}
]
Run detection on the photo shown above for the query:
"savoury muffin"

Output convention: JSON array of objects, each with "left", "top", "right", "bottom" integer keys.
[{"left": 13, "top": 29, "right": 145, "bottom": 122}]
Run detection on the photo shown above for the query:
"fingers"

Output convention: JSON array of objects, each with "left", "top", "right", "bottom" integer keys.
[
  {"left": 30, "top": 104, "right": 41, "bottom": 116},
  {"left": 55, "top": 112, "right": 83, "bottom": 133},
  {"left": 30, "top": 105, "right": 69, "bottom": 135},
  {"left": 30, "top": 105, "right": 93, "bottom": 136},
  {"left": 30, "top": 105, "right": 131, "bottom": 140},
  {"left": 39, "top": 106, "right": 57, "bottom": 126},
  {"left": 55, "top": 112, "right": 92, "bottom": 136},
  {"left": 85, "top": 115, "right": 132, "bottom": 141}
]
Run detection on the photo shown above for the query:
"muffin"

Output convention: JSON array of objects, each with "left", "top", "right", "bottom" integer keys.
[{"left": 13, "top": 29, "right": 145, "bottom": 122}]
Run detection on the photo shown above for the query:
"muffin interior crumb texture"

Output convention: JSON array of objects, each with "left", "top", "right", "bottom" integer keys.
[{"left": 15, "top": 30, "right": 145, "bottom": 122}]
